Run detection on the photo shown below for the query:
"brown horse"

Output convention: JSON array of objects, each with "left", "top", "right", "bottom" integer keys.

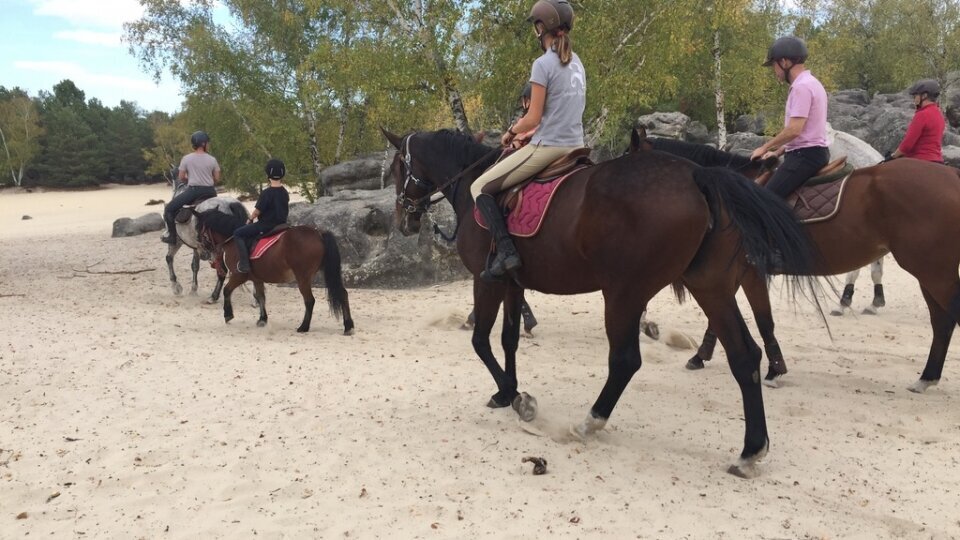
[
  {"left": 630, "top": 127, "right": 960, "bottom": 392},
  {"left": 383, "top": 128, "right": 821, "bottom": 476},
  {"left": 194, "top": 210, "right": 354, "bottom": 335}
]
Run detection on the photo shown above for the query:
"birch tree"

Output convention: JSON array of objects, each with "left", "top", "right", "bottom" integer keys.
[{"left": 0, "top": 89, "right": 43, "bottom": 187}]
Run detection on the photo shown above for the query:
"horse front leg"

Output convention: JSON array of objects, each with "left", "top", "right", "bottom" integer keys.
[
  {"left": 572, "top": 291, "right": 644, "bottom": 440},
  {"left": 189, "top": 250, "right": 200, "bottom": 295},
  {"left": 222, "top": 274, "right": 247, "bottom": 324},
  {"left": 166, "top": 244, "right": 182, "bottom": 296},
  {"left": 741, "top": 270, "right": 786, "bottom": 386},
  {"left": 686, "top": 329, "right": 717, "bottom": 370},
  {"left": 503, "top": 286, "right": 536, "bottom": 421},
  {"left": 206, "top": 253, "right": 226, "bottom": 304},
  {"left": 471, "top": 279, "right": 515, "bottom": 408}
]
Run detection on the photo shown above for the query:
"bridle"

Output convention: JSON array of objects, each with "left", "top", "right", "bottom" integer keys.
[{"left": 395, "top": 132, "right": 502, "bottom": 216}]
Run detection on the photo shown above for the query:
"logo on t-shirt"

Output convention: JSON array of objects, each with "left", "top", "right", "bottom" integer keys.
[{"left": 569, "top": 62, "right": 585, "bottom": 93}]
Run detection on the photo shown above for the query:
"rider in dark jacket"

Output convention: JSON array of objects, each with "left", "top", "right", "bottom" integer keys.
[{"left": 232, "top": 159, "right": 289, "bottom": 274}]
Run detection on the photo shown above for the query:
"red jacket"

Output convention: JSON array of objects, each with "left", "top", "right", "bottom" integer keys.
[{"left": 898, "top": 103, "right": 946, "bottom": 162}]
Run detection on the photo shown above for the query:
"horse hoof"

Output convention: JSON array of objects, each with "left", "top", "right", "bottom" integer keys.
[
  {"left": 188, "top": 290, "right": 198, "bottom": 297},
  {"left": 343, "top": 327, "right": 355, "bottom": 336},
  {"left": 296, "top": 326, "right": 308, "bottom": 333},
  {"left": 762, "top": 377, "right": 781, "bottom": 389},
  {"left": 486, "top": 391, "right": 517, "bottom": 409},
  {"left": 830, "top": 308, "right": 845, "bottom": 317},
  {"left": 570, "top": 413, "right": 607, "bottom": 441},
  {"left": 907, "top": 379, "right": 938, "bottom": 394},
  {"left": 727, "top": 441, "right": 767, "bottom": 479},
  {"left": 512, "top": 392, "right": 538, "bottom": 422},
  {"left": 172, "top": 284, "right": 183, "bottom": 296},
  {"left": 862, "top": 305, "right": 879, "bottom": 315},
  {"left": 258, "top": 320, "right": 267, "bottom": 328},
  {"left": 685, "top": 356, "right": 705, "bottom": 370},
  {"left": 204, "top": 297, "right": 218, "bottom": 305},
  {"left": 641, "top": 321, "right": 660, "bottom": 340},
  {"left": 224, "top": 315, "right": 233, "bottom": 324}
]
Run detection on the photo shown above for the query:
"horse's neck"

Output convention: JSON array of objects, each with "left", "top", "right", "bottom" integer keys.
[{"left": 445, "top": 176, "right": 476, "bottom": 219}]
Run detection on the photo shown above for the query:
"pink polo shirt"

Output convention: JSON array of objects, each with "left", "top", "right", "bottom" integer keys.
[{"left": 783, "top": 70, "right": 829, "bottom": 151}]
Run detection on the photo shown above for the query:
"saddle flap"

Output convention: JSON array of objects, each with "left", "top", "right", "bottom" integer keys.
[
  {"left": 535, "top": 147, "right": 593, "bottom": 180},
  {"left": 174, "top": 207, "right": 194, "bottom": 223}
]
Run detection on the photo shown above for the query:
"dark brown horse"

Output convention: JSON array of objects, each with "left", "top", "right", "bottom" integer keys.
[
  {"left": 383, "top": 128, "right": 820, "bottom": 477},
  {"left": 194, "top": 210, "right": 354, "bottom": 335},
  {"left": 630, "top": 127, "right": 960, "bottom": 393}
]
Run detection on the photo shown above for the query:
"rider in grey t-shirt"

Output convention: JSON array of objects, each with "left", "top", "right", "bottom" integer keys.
[
  {"left": 530, "top": 49, "right": 586, "bottom": 147},
  {"left": 161, "top": 130, "right": 221, "bottom": 243}
]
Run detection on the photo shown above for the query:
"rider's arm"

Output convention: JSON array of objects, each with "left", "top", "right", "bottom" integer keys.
[
  {"left": 213, "top": 166, "right": 222, "bottom": 185},
  {"left": 178, "top": 168, "right": 187, "bottom": 182},
  {"left": 894, "top": 114, "right": 925, "bottom": 158},
  {"left": 511, "top": 83, "right": 545, "bottom": 135},
  {"left": 757, "top": 117, "right": 806, "bottom": 156}
]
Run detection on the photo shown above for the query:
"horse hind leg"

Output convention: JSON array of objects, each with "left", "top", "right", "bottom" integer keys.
[
  {"left": 222, "top": 274, "right": 247, "bottom": 324},
  {"left": 741, "top": 270, "right": 787, "bottom": 387},
  {"left": 189, "top": 250, "right": 200, "bottom": 295},
  {"left": 908, "top": 284, "right": 959, "bottom": 393},
  {"left": 295, "top": 275, "right": 314, "bottom": 332},
  {"left": 571, "top": 293, "right": 644, "bottom": 441},
  {"left": 687, "top": 286, "right": 768, "bottom": 478}
]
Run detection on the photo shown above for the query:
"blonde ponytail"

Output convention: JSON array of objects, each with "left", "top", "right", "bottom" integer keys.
[{"left": 554, "top": 32, "right": 573, "bottom": 66}]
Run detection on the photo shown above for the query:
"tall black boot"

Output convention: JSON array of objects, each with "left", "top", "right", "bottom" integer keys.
[
  {"left": 475, "top": 194, "right": 521, "bottom": 281},
  {"left": 161, "top": 214, "right": 177, "bottom": 244},
  {"left": 233, "top": 236, "right": 251, "bottom": 274}
]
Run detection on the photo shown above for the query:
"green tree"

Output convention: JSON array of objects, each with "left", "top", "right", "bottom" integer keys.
[{"left": 0, "top": 87, "right": 43, "bottom": 187}]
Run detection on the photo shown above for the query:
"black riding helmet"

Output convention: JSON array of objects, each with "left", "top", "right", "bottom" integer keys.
[
  {"left": 190, "top": 130, "right": 210, "bottom": 149},
  {"left": 265, "top": 158, "right": 286, "bottom": 180},
  {"left": 763, "top": 36, "right": 808, "bottom": 66},
  {"left": 908, "top": 79, "right": 940, "bottom": 99}
]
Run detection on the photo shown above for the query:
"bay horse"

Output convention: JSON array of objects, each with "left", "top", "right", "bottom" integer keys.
[
  {"left": 165, "top": 181, "right": 245, "bottom": 302},
  {"left": 384, "top": 128, "right": 821, "bottom": 476},
  {"left": 630, "top": 127, "right": 960, "bottom": 393},
  {"left": 193, "top": 210, "right": 354, "bottom": 335}
]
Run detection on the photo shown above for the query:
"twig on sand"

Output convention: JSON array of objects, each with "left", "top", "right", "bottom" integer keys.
[
  {"left": 0, "top": 294, "right": 26, "bottom": 298},
  {"left": 72, "top": 268, "right": 155, "bottom": 275}
]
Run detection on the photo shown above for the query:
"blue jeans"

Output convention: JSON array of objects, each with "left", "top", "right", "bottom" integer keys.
[{"left": 164, "top": 185, "right": 217, "bottom": 236}]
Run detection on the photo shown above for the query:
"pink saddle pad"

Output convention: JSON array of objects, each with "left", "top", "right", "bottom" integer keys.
[
  {"left": 473, "top": 167, "right": 583, "bottom": 238},
  {"left": 250, "top": 231, "right": 286, "bottom": 259}
]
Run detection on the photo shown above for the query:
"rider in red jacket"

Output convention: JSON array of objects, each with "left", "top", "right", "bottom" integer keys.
[{"left": 892, "top": 79, "right": 946, "bottom": 163}]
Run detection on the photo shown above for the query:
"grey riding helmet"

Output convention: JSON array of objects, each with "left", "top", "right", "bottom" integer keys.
[{"left": 763, "top": 36, "right": 808, "bottom": 66}]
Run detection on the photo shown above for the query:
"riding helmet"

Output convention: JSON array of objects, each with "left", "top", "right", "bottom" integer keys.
[
  {"left": 908, "top": 79, "right": 940, "bottom": 98},
  {"left": 265, "top": 158, "right": 286, "bottom": 179},
  {"left": 190, "top": 130, "right": 210, "bottom": 148},
  {"left": 763, "top": 36, "right": 808, "bottom": 66},
  {"left": 527, "top": 0, "right": 574, "bottom": 33}
]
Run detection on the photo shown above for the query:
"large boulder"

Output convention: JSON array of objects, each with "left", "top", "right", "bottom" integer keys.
[
  {"left": 288, "top": 188, "right": 469, "bottom": 288},
  {"left": 723, "top": 133, "right": 769, "bottom": 156},
  {"left": 320, "top": 153, "right": 388, "bottom": 192},
  {"left": 733, "top": 114, "right": 766, "bottom": 135},
  {"left": 943, "top": 146, "right": 960, "bottom": 168},
  {"left": 827, "top": 124, "right": 882, "bottom": 168},
  {"left": 637, "top": 112, "right": 691, "bottom": 140},
  {"left": 112, "top": 213, "right": 164, "bottom": 237}
]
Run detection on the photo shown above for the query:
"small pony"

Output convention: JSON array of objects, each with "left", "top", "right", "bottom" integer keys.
[{"left": 194, "top": 210, "right": 354, "bottom": 335}]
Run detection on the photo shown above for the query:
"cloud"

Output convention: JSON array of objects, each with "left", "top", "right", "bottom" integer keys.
[
  {"left": 54, "top": 30, "right": 123, "bottom": 47},
  {"left": 13, "top": 60, "right": 182, "bottom": 112},
  {"left": 30, "top": 0, "right": 145, "bottom": 29}
]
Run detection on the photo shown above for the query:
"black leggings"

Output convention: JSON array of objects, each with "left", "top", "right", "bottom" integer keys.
[{"left": 766, "top": 146, "right": 830, "bottom": 198}]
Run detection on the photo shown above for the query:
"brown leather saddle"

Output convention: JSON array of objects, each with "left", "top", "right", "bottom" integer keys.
[
  {"left": 497, "top": 147, "right": 593, "bottom": 212},
  {"left": 787, "top": 156, "right": 856, "bottom": 223}
]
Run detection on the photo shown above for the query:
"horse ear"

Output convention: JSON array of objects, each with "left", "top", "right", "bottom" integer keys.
[
  {"left": 630, "top": 128, "right": 642, "bottom": 152},
  {"left": 474, "top": 131, "right": 487, "bottom": 144},
  {"left": 381, "top": 127, "right": 403, "bottom": 149}
]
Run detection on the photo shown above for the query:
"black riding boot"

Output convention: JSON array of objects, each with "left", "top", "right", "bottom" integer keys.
[
  {"left": 475, "top": 194, "right": 522, "bottom": 281},
  {"left": 161, "top": 216, "right": 177, "bottom": 244},
  {"left": 233, "top": 236, "right": 251, "bottom": 274}
]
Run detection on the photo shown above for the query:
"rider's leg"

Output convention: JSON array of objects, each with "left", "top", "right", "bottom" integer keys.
[
  {"left": 469, "top": 144, "right": 575, "bottom": 280},
  {"left": 765, "top": 146, "right": 830, "bottom": 199},
  {"left": 232, "top": 223, "right": 260, "bottom": 274},
  {"left": 163, "top": 186, "right": 200, "bottom": 243}
]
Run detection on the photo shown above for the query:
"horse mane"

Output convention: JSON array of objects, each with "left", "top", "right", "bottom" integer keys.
[
  {"left": 428, "top": 129, "right": 500, "bottom": 169},
  {"left": 650, "top": 137, "right": 754, "bottom": 169},
  {"left": 196, "top": 209, "right": 245, "bottom": 237}
]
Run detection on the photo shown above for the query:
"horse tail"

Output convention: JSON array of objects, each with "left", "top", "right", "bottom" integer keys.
[
  {"left": 320, "top": 230, "right": 347, "bottom": 320},
  {"left": 228, "top": 201, "right": 249, "bottom": 222},
  {"left": 692, "top": 166, "right": 822, "bottom": 300}
]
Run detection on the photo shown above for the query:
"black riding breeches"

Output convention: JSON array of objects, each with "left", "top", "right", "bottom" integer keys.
[{"left": 766, "top": 146, "right": 830, "bottom": 199}]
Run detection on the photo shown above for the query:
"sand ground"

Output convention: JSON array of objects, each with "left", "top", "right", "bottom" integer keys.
[{"left": 1, "top": 185, "right": 958, "bottom": 539}]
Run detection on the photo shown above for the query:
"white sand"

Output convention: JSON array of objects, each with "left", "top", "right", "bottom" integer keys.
[{"left": 1, "top": 185, "right": 958, "bottom": 538}]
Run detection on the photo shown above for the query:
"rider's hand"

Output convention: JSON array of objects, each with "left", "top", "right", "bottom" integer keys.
[
  {"left": 749, "top": 147, "right": 767, "bottom": 161},
  {"left": 501, "top": 130, "right": 515, "bottom": 147}
]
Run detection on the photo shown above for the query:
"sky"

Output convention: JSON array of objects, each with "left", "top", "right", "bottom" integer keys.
[{"left": 0, "top": 0, "right": 184, "bottom": 113}]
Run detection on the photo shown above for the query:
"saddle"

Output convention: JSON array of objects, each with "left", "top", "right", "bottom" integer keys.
[
  {"left": 173, "top": 193, "right": 219, "bottom": 223},
  {"left": 497, "top": 147, "right": 593, "bottom": 211},
  {"left": 803, "top": 156, "right": 854, "bottom": 187},
  {"left": 787, "top": 157, "right": 856, "bottom": 223},
  {"left": 249, "top": 225, "right": 290, "bottom": 260}
]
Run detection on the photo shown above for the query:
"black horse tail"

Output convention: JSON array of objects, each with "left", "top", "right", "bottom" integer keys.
[
  {"left": 692, "top": 166, "right": 823, "bottom": 306},
  {"left": 320, "top": 230, "right": 347, "bottom": 320},
  {"left": 228, "top": 201, "right": 249, "bottom": 222}
]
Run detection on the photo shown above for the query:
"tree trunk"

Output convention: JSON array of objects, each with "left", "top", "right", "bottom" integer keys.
[
  {"left": 0, "top": 125, "right": 17, "bottom": 186},
  {"left": 713, "top": 28, "right": 727, "bottom": 148},
  {"left": 335, "top": 107, "right": 348, "bottom": 164},
  {"left": 585, "top": 106, "right": 609, "bottom": 149},
  {"left": 305, "top": 109, "right": 327, "bottom": 198}
]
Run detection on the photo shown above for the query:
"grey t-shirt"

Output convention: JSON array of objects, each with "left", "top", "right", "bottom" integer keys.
[
  {"left": 179, "top": 152, "right": 220, "bottom": 187},
  {"left": 530, "top": 49, "right": 586, "bottom": 147}
]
